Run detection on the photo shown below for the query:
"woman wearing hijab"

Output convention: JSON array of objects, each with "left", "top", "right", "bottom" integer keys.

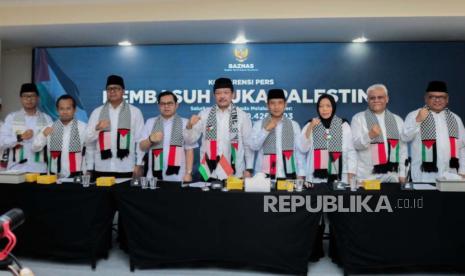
[{"left": 298, "top": 94, "right": 357, "bottom": 184}]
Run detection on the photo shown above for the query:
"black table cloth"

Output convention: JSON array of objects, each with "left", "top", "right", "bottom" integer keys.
[
  {"left": 115, "top": 182, "right": 325, "bottom": 274},
  {"left": 4, "top": 180, "right": 463, "bottom": 274},
  {"left": 0, "top": 182, "right": 115, "bottom": 268},
  {"left": 328, "top": 183, "right": 465, "bottom": 274}
]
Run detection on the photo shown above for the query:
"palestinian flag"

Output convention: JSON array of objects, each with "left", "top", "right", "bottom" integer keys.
[
  {"left": 68, "top": 152, "right": 82, "bottom": 173},
  {"left": 117, "top": 128, "right": 131, "bottom": 159},
  {"left": 328, "top": 152, "right": 341, "bottom": 175},
  {"left": 230, "top": 142, "right": 238, "bottom": 174},
  {"left": 49, "top": 151, "right": 61, "bottom": 174},
  {"left": 314, "top": 149, "right": 329, "bottom": 170},
  {"left": 262, "top": 154, "right": 277, "bottom": 178},
  {"left": 421, "top": 140, "right": 436, "bottom": 163},
  {"left": 49, "top": 151, "right": 82, "bottom": 174},
  {"left": 152, "top": 148, "right": 163, "bottom": 178},
  {"left": 166, "top": 145, "right": 183, "bottom": 175},
  {"left": 34, "top": 148, "right": 47, "bottom": 163},
  {"left": 98, "top": 131, "right": 112, "bottom": 159},
  {"left": 199, "top": 154, "right": 211, "bottom": 181},
  {"left": 370, "top": 143, "right": 387, "bottom": 165},
  {"left": 205, "top": 140, "right": 218, "bottom": 171},
  {"left": 387, "top": 139, "right": 400, "bottom": 163},
  {"left": 13, "top": 144, "right": 26, "bottom": 164},
  {"left": 449, "top": 137, "right": 458, "bottom": 159},
  {"left": 282, "top": 150, "right": 296, "bottom": 177},
  {"left": 449, "top": 137, "right": 460, "bottom": 170}
]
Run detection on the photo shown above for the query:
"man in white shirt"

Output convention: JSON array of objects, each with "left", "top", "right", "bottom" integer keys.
[
  {"left": 186, "top": 77, "right": 254, "bottom": 181},
  {"left": 351, "top": 84, "right": 408, "bottom": 182},
  {"left": 32, "top": 95, "right": 88, "bottom": 178},
  {"left": 85, "top": 75, "right": 144, "bottom": 178},
  {"left": 402, "top": 81, "right": 465, "bottom": 182},
  {"left": 250, "top": 89, "right": 305, "bottom": 179},
  {"left": 0, "top": 83, "right": 52, "bottom": 172},
  {"left": 139, "top": 91, "right": 198, "bottom": 182}
]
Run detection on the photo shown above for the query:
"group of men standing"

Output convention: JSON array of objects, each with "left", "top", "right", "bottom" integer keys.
[{"left": 0, "top": 76, "right": 464, "bottom": 184}]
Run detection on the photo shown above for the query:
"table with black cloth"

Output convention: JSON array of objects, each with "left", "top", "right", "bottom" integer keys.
[
  {"left": 0, "top": 182, "right": 116, "bottom": 268},
  {"left": 115, "top": 181, "right": 325, "bottom": 275},
  {"left": 328, "top": 183, "right": 465, "bottom": 275}
]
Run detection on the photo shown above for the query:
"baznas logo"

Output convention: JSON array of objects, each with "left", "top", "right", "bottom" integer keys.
[{"left": 234, "top": 47, "right": 249, "bottom": 62}]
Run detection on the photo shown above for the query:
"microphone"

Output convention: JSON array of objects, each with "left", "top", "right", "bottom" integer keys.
[
  {"left": 0, "top": 208, "right": 25, "bottom": 261},
  {"left": 0, "top": 209, "right": 24, "bottom": 235}
]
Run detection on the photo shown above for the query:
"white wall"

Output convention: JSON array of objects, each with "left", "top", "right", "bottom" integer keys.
[
  {"left": 0, "top": 40, "right": 2, "bottom": 117},
  {"left": 1, "top": 0, "right": 465, "bottom": 27},
  {"left": 0, "top": 47, "right": 32, "bottom": 119}
]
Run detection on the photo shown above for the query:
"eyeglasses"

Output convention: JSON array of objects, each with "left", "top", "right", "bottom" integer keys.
[
  {"left": 368, "top": 96, "right": 386, "bottom": 101},
  {"left": 106, "top": 86, "right": 122, "bottom": 92},
  {"left": 21, "top": 94, "right": 38, "bottom": 99},
  {"left": 159, "top": 102, "right": 175, "bottom": 107},
  {"left": 428, "top": 95, "right": 447, "bottom": 101}
]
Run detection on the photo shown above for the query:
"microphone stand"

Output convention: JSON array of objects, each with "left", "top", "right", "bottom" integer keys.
[{"left": 401, "top": 157, "right": 414, "bottom": 190}]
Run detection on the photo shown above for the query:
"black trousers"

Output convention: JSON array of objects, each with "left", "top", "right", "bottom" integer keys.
[
  {"left": 93, "top": 171, "right": 132, "bottom": 252},
  {"left": 309, "top": 215, "right": 325, "bottom": 262}
]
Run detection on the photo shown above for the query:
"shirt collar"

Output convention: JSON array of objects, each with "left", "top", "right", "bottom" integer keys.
[
  {"left": 433, "top": 109, "right": 446, "bottom": 115},
  {"left": 374, "top": 110, "right": 386, "bottom": 117},
  {"left": 216, "top": 104, "right": 232, "bottom": 113},
  {"left": 60, "top": 119, "right": 75, "bottom": 127},
  {"left": 271, "top": 115, "right": 284, "bottom": 123},
  {"left": 109, "top": 101, "right": 124, "bottom": 111},
  {"left": 161, "top": 115, "right": 175, "bottom": 123},
  {"left": 21, "top": 108, "right": 39, "bottom": 116}
]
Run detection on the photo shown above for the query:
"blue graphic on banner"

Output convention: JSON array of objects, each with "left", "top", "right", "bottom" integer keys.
[
  {"left": 33, "top": 43, "right": 465, "bottom": 125},
  {"left": 34, "top": 48, "right": 89, "bottom": 121}
]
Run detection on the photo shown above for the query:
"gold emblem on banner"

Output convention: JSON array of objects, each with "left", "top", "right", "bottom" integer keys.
[{"left": 234, "top": 47, "right": 249, "bottom": 63}]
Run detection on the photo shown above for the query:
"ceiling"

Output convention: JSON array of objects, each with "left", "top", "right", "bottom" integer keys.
[
  {"left": 1, "top": 17, "right": 465, "bottom": 50},
  {"left": 0, "top": 0, "right": 145, "bottom": 5},
  {"left": 0, "top": 1, "right": 465, "bottom": 50}
]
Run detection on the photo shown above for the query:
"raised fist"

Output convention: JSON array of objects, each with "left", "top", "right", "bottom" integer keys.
[
  {"left": 149, "top": 131, "right": 163, "bottom": 143},
  {"left": 305, "top": 118, "right": 321, "bottom": 138},
  {"left": 368, "top": 124, "right": 382, "bottom": 139},
  {"left": 265, "top": 118, "right": 279, "bottom": 131},
  {"left": 43, "top": 127, "right": 53, "bottom": 137},
  {"left": 21, "top": 129, "right": 34, "bottom": 140},
  {"left": 187, "top": 115, "right": 201, "bottom": 129},
  {"left": 95, "top": 120, "right": 110, "bottom": 131},
  {"left": 416, "top": 107, "right": 429, "bottom": 123}
]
